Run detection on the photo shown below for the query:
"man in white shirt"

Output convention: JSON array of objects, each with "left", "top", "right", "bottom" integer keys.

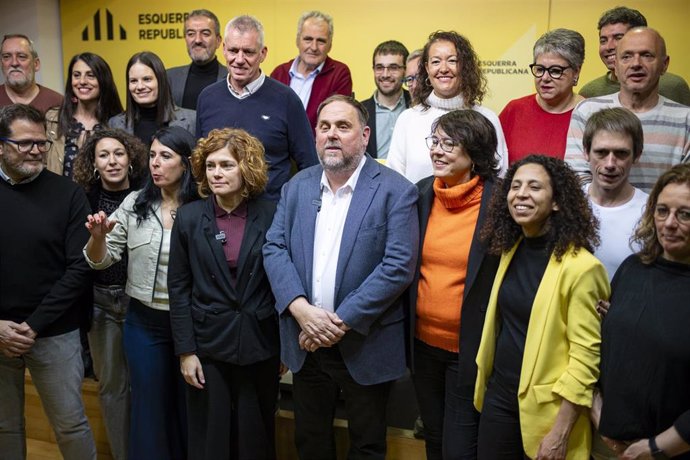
[
  {"left": 263, "top": 95, "right": 418, "bottom": 460},
  {"left": 583, "top": 107, "right": 648, "bottom": 279}
]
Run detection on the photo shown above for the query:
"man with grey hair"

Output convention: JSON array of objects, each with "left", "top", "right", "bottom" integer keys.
[
  {"left": 264, "top": 95, "right": 418, "bottom": 460},
  {"left": 404, "top": 49, "right": 423, "bottom": 101},
  {"left": 271, "top": 11, "right": 352, "bottom": 130},
  {"left": 0, "top": 34, "right": 63, "bottom": 113},
  {"left": 196, "top": 15, "right": 317, "bottom": 202},
  {"left": 579, "top": 6, "right": 690, "bottom": 105},
  {"left": 565, "top": 27, "right": 690, "bottom": 193},
  {"left": 166, "top": 9, "right": 228, "bottom": 110}
]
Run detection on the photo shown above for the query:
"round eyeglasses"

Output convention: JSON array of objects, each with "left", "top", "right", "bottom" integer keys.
[{"left": 529, "top": 64, "right": 571, "bottom": 79}]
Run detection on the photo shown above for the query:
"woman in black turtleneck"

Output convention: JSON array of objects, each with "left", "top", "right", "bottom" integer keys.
[{"left": 109, "top": 51, "right": 196, "bottom": 145}]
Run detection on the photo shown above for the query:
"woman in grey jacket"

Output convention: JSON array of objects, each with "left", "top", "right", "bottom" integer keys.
[
  {"left": 109, "top": 51, "right": 195, "bottom": 145},
  {"left": 84, "top": 126, "right": 198, "bottom": 460}
]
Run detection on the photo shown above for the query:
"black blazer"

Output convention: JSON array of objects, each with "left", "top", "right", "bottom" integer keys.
[
  {"left": 168, "top": 196, "right": 279, "bottom": 365},
  {"left": 361, "top": 89, "right": 411, "bottom": 158},
  {"left": 408, "top": 176, "right": 499, "bottom": 389}
]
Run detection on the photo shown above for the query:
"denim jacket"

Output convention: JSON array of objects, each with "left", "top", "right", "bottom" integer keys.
[{"left": 84, "top": 190, "right": 164, "bottom": 304}]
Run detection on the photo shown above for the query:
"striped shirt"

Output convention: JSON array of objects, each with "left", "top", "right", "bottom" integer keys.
[{"left": 564, "top": 93, "right": 690, "bottom": 192}]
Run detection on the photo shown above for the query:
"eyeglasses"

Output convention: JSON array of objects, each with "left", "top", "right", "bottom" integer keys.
[
  {"left": 654, "top": 206, "right": 690, "bottom": 224},
  {"left": 425, "top": 135, "right": 458, "bottom": 153},
  {"left": 403, "top": 75, "right": 416, "bottom": 88},
  {"left": 373, "top": 64, "right": 404, "bottom": 73},
  {"left": 0, "top": 138, "right": 53, "bottom": 153},
  {"left": 529, "top": 64, "right": 572, "bottom": 79}
]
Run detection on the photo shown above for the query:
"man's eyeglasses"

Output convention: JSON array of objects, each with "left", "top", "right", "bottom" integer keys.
[
  {"left": 0, "top": 138, "right": 53, "bottom": 153},
  {"left": 403, "top": 75, "right": 417, "bottom": 88},
  {"left": 529, "top": 64, "right": 571, "bottom": 79},
  {"left": 374, "top": 64, "right": 404, "bottom": 73},
  {"left": 425, "top": 136, "right": 458, "bottom": 153}
]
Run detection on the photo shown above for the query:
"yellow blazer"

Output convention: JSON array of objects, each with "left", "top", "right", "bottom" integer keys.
[{"left": 474, "top": 243, "right": 610, "bottom": 459}]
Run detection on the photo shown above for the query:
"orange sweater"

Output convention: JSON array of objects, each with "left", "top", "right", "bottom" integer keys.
[{"left": 416, "top": 176, "right": 483, "bottom": 352}]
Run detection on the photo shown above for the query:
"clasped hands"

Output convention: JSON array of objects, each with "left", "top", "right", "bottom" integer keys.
[
  {"left": 289, "top": 297, "right": 349, "bottom": 352},
  {"left": 0, "top": 320, "right": 37, "bottom": 358}
]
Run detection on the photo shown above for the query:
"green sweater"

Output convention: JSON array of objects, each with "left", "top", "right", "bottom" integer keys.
[{"left": 579, "top": 71, "right": 690, "bottom": 106}]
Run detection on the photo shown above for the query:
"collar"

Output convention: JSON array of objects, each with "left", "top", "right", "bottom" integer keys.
[
  {"left": 373, "top": 90, "right": 406, "bottom": 110},
  {"left": 289, "top": 57, "right": 325, "bottom": 79},
  {"left": 213, "top": 197, "right": 248, "bottom": 218},
  {"left": 227, "top": 71, "right": 266, "bottom": 98},
  {"left": 426, "top": 91, "right": 466, "bottom": 110},
  {"left": 320, "top": 154, "right": 367, "bottom": 194},
  {"left": 0, "top": 163, "right": 42, "bottom": 185}
]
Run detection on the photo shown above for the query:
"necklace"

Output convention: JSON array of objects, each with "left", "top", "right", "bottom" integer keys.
[{"left": 170, "top": 209, "right": 177, "bottom": 220}]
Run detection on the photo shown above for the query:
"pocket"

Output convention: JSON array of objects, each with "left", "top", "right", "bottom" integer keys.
[
  {"left": 532, "top": 382, "right": 558, "bottom": 404},
  {"left": 127, "top": 227, "right": 154, "bottom": 250}
]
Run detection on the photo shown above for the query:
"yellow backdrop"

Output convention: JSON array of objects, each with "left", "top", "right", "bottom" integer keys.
[{"left": 60, "top": 0, "right": 689, "bottom": 113}]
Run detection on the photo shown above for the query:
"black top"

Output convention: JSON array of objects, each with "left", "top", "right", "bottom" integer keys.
[
  {"left": 599, "top": 255, "right": 690, "bottom": 453},
  {"left": 490, "top": 235, "right": 550, "bottom": 409},
  {"left": 92, "top": 186, "right": 132, "bottom": 287},
  {"left": 182, "top": 57, "right": 221, "bottom": 110},
  {"left": 0, "top": 170, "right": 91, "bottom": 336},
  {"left": 133, "top": 105, "right": 159, "bottom": 145}
]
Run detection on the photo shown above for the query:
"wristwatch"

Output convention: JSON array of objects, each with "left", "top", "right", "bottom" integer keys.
[{"left": 649, "top": 437, "right": 669, "bottom": 459}]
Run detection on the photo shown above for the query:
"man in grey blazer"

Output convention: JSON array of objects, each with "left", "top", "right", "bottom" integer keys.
[
  {"left": 263, "top": 95, "right": 419, "bottom": 460},
  {"left": 166, "top": 9, "right": 228, "bottom": 110}
]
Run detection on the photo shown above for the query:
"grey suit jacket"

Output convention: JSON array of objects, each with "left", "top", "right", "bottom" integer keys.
[
  {"left": 108, "top": 107, "right": 196, "bottom": 138},
  {"left": 263, "top": 156, "right": 419, "bottom": 385},
  {"left": 166, "top": 61, "right": 228, "bottom": 108}
]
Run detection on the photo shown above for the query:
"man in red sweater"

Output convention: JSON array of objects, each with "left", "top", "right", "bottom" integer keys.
[{"left": 270, "top": 11, "right": 352, "bottom": 131}]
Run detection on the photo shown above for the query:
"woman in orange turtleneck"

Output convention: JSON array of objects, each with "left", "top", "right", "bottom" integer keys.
[{"left": 408, "top": 110, "right": 500, "bottom": 460}]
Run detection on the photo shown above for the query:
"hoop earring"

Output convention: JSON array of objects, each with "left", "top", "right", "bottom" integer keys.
[
  {"left": 93, "top": 168, "right": 101, "bottom": 180},
  {"left": 425, "top": 77, "right": 431, "bottom": 86},
  {"left": 471, "top": 162, "right": 476, "bottom": 173},
  {"left": 128, "top": 164, "right": 133, "bottom": 175}
]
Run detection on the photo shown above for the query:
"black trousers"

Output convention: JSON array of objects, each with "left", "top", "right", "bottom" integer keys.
[
  {"left": 412, "top": 339, "right": 480, "bottom": 460},
  {"left": 185, "top": 355, "right": 280, "bottom": 460},
  {"left": 477, "top": 383, "right": 528, "bottom": 460},
  {"left": 292, "top": 346, "right": 392, "bottom": 460}
]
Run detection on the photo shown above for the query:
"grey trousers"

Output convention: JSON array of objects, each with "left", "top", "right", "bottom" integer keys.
[
  {"left": 0, "top": 329, "right": 97, "bottom": 460},
  {"left": 87, "top": 284, "right": 130, "bottom": 460}
]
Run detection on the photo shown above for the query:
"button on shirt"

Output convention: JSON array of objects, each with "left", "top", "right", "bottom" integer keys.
[
  {"left": 374, "top": 91, "right": 407, "bottom": 159},
  {"left": 311, "top": 155, "right": 367, "bottom": 312},
  {"left": 289, "top": 58, "right": 325, "bottom": 109}
]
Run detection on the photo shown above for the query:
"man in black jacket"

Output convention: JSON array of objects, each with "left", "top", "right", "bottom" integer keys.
[{"left": 0, "top": 104, "right": 96, "bottom": 459}]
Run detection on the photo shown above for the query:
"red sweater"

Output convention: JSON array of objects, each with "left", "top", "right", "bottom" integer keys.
[
  {"left": 270, "top": 56, "right": 352, "bottom": 131},
  {"left": 499, "top": 94, "right": 574, "bottom": 164}
]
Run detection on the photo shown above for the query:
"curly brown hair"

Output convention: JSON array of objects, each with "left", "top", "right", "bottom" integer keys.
[
  {"left": 191, "top": 128, "right": 268, "bottom": 199},
  {"left": 416, "top": 31, "right": 487, "bottom": 108},
  {"left": 633, "top": 163, "right": 690, "bottom": 264},
  {"left": 73, "top": 128, "right": 148, "bottom": 192},
  {"left": 480, "top": 155, "right": 599, "bottom": 261}
]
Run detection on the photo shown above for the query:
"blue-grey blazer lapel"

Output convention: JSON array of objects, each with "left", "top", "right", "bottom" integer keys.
[
  {"left": 334, "top": 158, "right": 380, "bottom": 294},
  {"left": 298, "top": 169, "right": 323, "bottom": 298}
]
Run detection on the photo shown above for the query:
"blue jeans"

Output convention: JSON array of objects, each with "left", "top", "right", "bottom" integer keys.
[
  {"left": 412, "top": 339, "right": 480, "bottom": 460},
  {"left": 124, "top": 299, "right": 186, "bottom": 460},
  {"left": 0, "top": 329, "right": 97, "bottom": 460},
  {"left": 87, "top": 284, "right": 129, "bottom": 460}
]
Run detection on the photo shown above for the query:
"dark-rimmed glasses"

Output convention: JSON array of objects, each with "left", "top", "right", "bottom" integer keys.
[
  {"left": 0, "top": 138, "right": 53, "bottom": 153},
  {"left": 529, "top": 64, "right": 571, "bottom": 79}
]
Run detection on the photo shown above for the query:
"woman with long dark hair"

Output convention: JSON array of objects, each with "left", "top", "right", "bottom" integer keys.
[
  {"left": 474, "top": 155, "right": 609, "bottom": 459},
  {"left": 110, "top": 51, "right": 195, "bottom": 144},
  {"left": 84, "top": 126, "right": 198, "bottom": 460},
  {"left": 46, "top": 52, "right": 123, "bottom": 176}
]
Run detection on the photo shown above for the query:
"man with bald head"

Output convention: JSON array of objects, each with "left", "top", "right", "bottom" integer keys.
[{"left": 565, "top": 27, "right": 690, "bottom": 193}]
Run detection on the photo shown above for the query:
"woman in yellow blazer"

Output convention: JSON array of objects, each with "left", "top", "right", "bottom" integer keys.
[{"left": 474, "top": 155, "right": 610, "bottom": 460}]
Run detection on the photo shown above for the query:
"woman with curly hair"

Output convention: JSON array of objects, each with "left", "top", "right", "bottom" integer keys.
[
  {"left": 72, "top": 128, "right": 147, "bottom": 460},
  {"left": 474, "top": 155, "right": 610, "bottom": 459},
  {"left": 168, "top": 128, "right": 280, "bottom": 459},
  {"left": 387, "top": 30, "right": 508, "bottom": 183},
  {"left": 46, "top": 52, "right": 123, "bottom": 176},
  {"left": 594, "top": 163, "right": 690, "bottom": 459}
]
